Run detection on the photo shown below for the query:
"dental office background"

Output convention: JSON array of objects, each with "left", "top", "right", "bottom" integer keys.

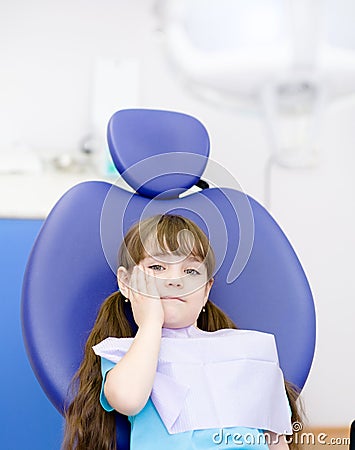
[{"left": 1, "top": 0, "right": 354, "bottom": 448}]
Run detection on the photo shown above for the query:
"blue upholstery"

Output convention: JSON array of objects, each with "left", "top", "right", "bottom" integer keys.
[
  {"left": 107, "top": 109, "right": 210, "bottom": 198},
  {"left": 22, "top": 109, "right": 316, "bottom": 449}
]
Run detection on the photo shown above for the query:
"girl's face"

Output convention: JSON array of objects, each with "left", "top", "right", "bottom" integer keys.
[
  {"left": 141, "top": 252, "right": 213, "bottom": 328},
  {"left": 121, "top": 251, "right": 213, "bottom": 329}
]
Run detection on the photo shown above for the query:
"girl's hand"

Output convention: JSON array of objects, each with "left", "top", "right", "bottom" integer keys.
[{"left": 127, "top": 265, "right": 164, "bottom": 329}]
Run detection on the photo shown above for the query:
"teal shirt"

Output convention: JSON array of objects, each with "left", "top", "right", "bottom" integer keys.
[{"left": 100, "top": 358, "right": 271, "bottom": 450}]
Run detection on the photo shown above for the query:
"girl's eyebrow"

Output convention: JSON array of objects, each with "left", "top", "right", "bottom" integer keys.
[{"left": 144, "top": 254, "right": 203, "bottom": 263}]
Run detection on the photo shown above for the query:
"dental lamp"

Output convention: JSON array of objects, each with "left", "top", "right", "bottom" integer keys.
[{"left": 156, "top": 0, "right": 355, "bottom": 169}]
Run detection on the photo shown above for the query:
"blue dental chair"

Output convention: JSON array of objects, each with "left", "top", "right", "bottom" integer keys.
[{"left": 21, "top": 109, "right": 316, "bottom": 448}]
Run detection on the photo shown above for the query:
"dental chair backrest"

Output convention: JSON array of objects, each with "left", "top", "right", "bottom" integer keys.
[{"left": 22, "top": 109, "right": 316, "bottom": 449}]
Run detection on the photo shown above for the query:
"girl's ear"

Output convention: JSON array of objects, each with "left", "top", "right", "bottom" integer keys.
[
  {"left": 117, "top": 266, "right": 130, "bottom": 299},
  {"left": 204, "top": 277, "right": 214, "bottom": 303}
]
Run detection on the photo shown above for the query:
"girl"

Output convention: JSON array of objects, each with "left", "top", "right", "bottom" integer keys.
[{"left": 63, "top": 214, "right": 302, "bottom": 450}]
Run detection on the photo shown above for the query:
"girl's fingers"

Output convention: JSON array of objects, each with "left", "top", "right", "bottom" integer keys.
[
  {"left": 136, "top": 264, "right": 148, "bottom": 297},
  {"left": 131, "top": 265, "right": 149, "bottom": 299},
  {"left": 142, "top": 266, "right": 151, "bottom": 297},
  {"left": 129, "top": 264, "right": 160, "bottom": 300},
  {"left": 144, "top": 267, "right": 159, "bottom": 299}
]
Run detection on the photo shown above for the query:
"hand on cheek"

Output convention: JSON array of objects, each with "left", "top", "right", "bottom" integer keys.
[{"left": 126, "top": 265, "right": 165, "bottom": 329}]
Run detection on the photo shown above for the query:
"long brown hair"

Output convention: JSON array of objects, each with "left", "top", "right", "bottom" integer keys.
[{"left": 62, "top": 214, "right": 304, "bottom": 450}]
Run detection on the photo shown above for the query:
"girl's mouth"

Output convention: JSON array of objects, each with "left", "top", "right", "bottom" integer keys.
[{"left": 161, "top": 296, "right": 185, "bottom": 302}]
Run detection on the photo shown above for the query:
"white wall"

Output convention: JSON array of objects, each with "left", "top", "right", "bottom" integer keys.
[
  {"left": 270, "top": 99, "right": 355, "bottom": 426},
  {"left": 0, "top": 0, "right": 156, "bottom": 154},
  {"left": 1, "top": 0, "right": 354, "bottom": 426}
]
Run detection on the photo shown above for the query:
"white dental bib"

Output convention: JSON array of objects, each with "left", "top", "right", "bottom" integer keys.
[{"left": 93, "top": 326, "right": 292, "bottom": 435}]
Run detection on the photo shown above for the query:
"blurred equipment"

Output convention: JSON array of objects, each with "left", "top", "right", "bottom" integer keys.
[
  {"left": 0, "top": 141, "right": 42, "bottom": 174},
  {"left": 88, "top": 57, "right": 141, "bottom": 175},
  {"left": 157, "top": 0, "right": 355, "bottom": 169}
]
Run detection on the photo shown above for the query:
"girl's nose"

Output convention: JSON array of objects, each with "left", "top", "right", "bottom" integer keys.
[{"left": 166, "top": 277, "right": 183, "bottom": 288}]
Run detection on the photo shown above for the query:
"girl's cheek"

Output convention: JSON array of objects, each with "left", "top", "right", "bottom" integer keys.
[
  {"left": 153, "top": 277, "right": 165, "bottom": 291},
  {"left": 188, "top": 277, "right": 206, "bottom": 290}
]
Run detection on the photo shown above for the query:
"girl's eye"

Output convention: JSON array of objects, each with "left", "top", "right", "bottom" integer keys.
[
  {"left": 148, "top": 264, "right": 165, "bottom": 271},
  {"left": 185, "top": 268, "right": 200, "bottom": 275}
]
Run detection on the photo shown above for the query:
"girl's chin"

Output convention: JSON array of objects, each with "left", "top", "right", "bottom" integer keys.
[{"left": 162, "top": 316, "right": 197, "bottom": 329}]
